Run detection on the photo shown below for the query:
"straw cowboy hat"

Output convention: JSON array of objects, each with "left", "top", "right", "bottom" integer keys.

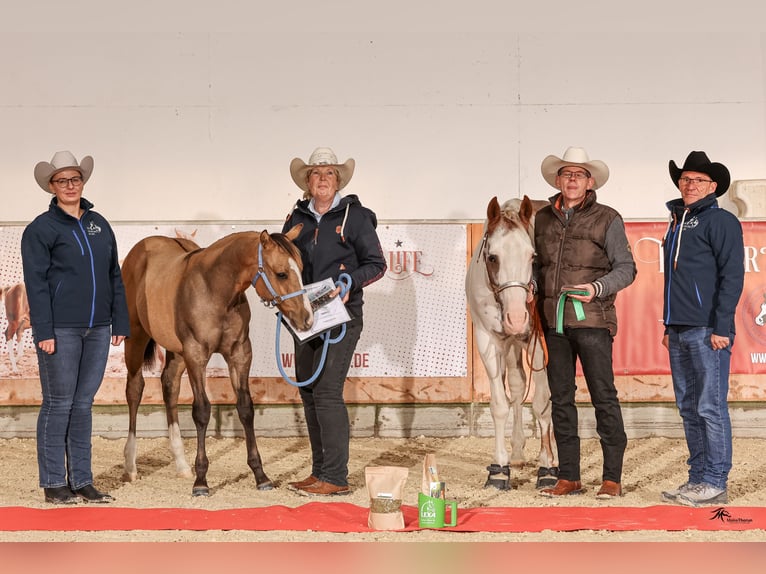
[
  {"left": 541, "top": 146, "right": 609, "bottom": 190},
  {"left": 34, "top": 150, "right": 94, "bottom": 193},
  {"left": 290, "top": 147, "right": 355, "bottom": 193},
  {"left": 669, "top": 151, "right": 730, "bottom": 197}
]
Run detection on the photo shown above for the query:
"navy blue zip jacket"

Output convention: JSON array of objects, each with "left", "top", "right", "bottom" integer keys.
[
  {"left": 21, "top": 197, "right": 130, "bottom": 343},
  {"left": 282, "top": 194, "right": 386, "bottom": 318},
  {"left": 662, "top": 193, "right": 744, "bottom": 337}
]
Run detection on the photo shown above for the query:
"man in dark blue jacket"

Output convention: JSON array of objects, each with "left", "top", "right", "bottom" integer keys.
[{"left": 661, "top": 151, "right": 744, "bottom": 507}]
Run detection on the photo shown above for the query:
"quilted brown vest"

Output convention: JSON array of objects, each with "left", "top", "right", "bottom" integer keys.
[{"left": 534, "top": 192, "right": 620, "bottom": 336}]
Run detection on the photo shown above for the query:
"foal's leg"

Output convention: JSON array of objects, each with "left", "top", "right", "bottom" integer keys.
[
  {"left": 476, "top": 329, "right": 511, "bottom": 468},
  {"left": 161, "top": 351, "right": 192, "bottom": 478},
  {"left": 183, "top": 350, "right": 213, "bottom": 496},
  {"left": 224, "top": 338, "right": 273, "bottom": 490},
  {"left": 529, "top": 340, "right": 559, "bottom": 488},
  {"left": 507, "top": 344, "right": 527, "bottom": 468},
  {"left": 123, "top": 332, "right": 150, "bottom": 482}
]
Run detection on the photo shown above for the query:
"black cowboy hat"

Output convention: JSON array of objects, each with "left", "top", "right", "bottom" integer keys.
[{"left": 669, "top": 150, "right": 730, "bottom": 197}]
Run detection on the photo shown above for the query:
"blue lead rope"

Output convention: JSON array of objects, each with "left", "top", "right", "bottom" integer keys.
[{"left": 275, "top": 273, "right": 353, "bottom": 387}]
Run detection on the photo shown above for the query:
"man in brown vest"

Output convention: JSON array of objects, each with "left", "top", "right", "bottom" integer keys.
[{"left": 533, "top": 147, "right": 636, "bottom": 499}]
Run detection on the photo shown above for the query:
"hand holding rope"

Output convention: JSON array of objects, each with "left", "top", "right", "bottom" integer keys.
[{"left": 275, "top": 273, "right": 353, "bottom": 387}]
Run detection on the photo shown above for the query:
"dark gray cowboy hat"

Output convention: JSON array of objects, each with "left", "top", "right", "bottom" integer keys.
[
  {"left": 669, "top": 151, "right": 730, "bottom": 197},
  {"left": 34, "top": 150, "right": 94, "bottom": 193}
]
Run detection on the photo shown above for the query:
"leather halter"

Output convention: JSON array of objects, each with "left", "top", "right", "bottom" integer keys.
[
  {"left": 251, "top": 242, "right": 306, "bottom": 307},
  {"left": 478, "top": 231, "right": 548, "bottom": 384},
  {"left": 478, "top": 232, "right": 531, "bottom": 297}
]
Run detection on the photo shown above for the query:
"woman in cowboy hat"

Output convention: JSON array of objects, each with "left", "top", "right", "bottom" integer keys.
[
  {"left": 660, "top": 151, "right": 744, "bottom": 507},
  {"left": 534, "top": 146, "right": 636, "bottom": 500},
  {"left": 282, "top": 147, "right": 386, "bottom": 496},
  {"left": 21, "top": 151, "right": 129, "bottom": 504}
]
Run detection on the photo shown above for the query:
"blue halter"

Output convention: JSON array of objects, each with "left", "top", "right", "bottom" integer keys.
[{"left": 275, "top": 273, "right": 352, "bottom": 387}]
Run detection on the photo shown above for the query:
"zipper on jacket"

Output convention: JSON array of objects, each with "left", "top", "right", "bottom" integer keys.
[
  {"left": 71, "top": 229, "right": 85, "bottom": 256},
  {"left": 663, "top": 224, "right": 678, "bottom": 324},
  {"left": 77, "top": 220, "right": 97, "bottom": 327}
]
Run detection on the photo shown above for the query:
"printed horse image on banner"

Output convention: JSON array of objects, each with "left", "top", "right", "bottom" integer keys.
[{"left": 1, "top": 282, "right": 31, "bottom": 373}]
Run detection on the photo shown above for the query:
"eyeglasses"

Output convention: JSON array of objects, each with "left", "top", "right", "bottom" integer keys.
[
  {"left": 678, "top": 177, "right": 713, "bottom": 186},
  {"left": 51, "top": 176, "right": 83, "bottom": 188},
  {"left": 558, "top": 171, "right": 590, "bottom": 180}
]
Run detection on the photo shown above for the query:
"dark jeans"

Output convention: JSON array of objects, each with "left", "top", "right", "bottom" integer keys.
[
  {"left": 545, "top": 327, "right": 627, "bottom": 483},
  {"left": 667, "top": 326, "right": 733, "bottom": 489},
  {"left": 35, "top": 326, "right": 111, "bottom": 489},
  {"left": 294, "top": 316, "right": 363, "bottom": 487}
]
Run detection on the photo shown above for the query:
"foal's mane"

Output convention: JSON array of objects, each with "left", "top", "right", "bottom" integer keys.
[{"left": 270, "top": 231, "right": 301, "bottom": 260}]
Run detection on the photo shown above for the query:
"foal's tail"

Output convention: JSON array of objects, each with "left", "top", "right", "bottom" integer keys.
[{"left": 143, "top": 338, "right": 160, "bottom": 369}]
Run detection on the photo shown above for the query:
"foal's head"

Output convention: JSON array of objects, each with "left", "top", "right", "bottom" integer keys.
[
  {"left": 483, "top": 196, "right": 536, "bottom": 337},
  {"left": 256, "top": 226, "right": 314, "bottom": 331}
]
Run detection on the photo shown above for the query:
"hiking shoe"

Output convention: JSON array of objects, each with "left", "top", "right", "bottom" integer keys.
[
  {"left": 661, "top": 481, "right": 699, "bottom": 502},
  {"left": 677, "top": 483, "right": 728, "bottom": 507}
]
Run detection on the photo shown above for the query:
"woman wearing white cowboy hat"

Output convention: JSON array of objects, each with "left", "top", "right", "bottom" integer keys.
[
  {"left": 21, "top": 150, "right": 129, "bottom": 504},
  {"left": 534, "top": 146, "right": 636, "bottom": 500},
  {"left": 282, "top": 147, "right": 386, "bottom": 496}
]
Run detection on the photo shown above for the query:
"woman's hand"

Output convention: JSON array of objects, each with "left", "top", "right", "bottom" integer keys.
[
  {"left": 330, "top": 286, "right": 350, "bottom": 304},
  {"left": 111, "top": 335, "right": 125, "bottom": 346},
  {"left": 38, "top": 339, "right": 55, "bottom": 354}
]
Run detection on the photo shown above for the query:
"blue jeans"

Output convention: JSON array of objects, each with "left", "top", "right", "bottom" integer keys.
[
  {"left": 667, "top": 326, "right": 733, "bottom": 490},
  {"left": 294, "top": 316, "right": 363, "bottom": 487},
  {"left": 35, "top": 326, "right": 111, "bottom": 489},
  {"left": 545, "top": 328, "right": 627, "bottom": 483}
]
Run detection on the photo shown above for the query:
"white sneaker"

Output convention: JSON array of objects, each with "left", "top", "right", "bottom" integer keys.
[
  {"left": 661, "top": 481, "right": 699, "bottom": 502},
  {"left": 677, "top": 483, "right": 728, "bottom": 507}
]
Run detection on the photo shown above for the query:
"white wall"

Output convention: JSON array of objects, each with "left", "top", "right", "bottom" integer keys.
[{"left": 2, "top": 2, "right": 765, "bottom": 223}]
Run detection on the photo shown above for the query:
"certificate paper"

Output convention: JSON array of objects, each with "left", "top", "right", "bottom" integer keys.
[{"left": 280, "top": 278, "right": 352, "bottom": 342}]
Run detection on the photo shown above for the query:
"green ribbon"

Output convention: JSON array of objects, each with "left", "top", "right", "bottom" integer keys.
[{"left": 555, "top": 289, "right": 589, "bottom": 334}]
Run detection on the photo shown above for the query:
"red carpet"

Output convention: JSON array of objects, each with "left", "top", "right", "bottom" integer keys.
[{"left": 1, "top": 503, "right": 764, "bottom": 532}]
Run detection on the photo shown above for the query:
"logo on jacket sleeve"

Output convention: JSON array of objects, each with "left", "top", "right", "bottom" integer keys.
[{"left": 86, "top": 220, "right": 102, "bottom": 235}]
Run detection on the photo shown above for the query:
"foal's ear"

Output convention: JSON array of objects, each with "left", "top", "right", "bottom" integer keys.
[
  {"left": 519, "top": 195, "right": 533, "bottom": 226},
  {"left": 486, "top": 196, "right": 501, "bottom": 223},
  {"left": 284, "top": 224, "right": 303, "bottom": 241}
]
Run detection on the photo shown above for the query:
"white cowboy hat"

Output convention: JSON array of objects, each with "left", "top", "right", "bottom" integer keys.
[
  {"left": 289, "top": 147, "right": 355, "bottom": 193},
  {"left": 34, "top": 150, "right": 94, "bottom": 193},
  {"left": 541, "top": 146, "right": 609, "bottom": 190}
]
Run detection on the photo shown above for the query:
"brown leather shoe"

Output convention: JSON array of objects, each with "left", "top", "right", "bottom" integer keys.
[
  {"left": 539, "top": 479, "right": 583, "bottom": 497},
  {"left": 287, "top": 475, "right": 318, "bottom": 491},
  {"left": 296, "top": 480, "right": 351, "bottom": 496},
  {"left": 596, "top": 480, "right": 622, "bottom": 499}
]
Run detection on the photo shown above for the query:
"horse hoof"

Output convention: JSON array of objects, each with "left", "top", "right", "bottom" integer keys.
[
  {"left": 191, "top": 487, "right": 210, "bottom": 497},
  {"left": 483, "top": 464, "right": 511, "bottom": 490},
  {"left": 257, "top": 481, "right": 274, "bottom": 491},
  {"left": 535, "top": 466, "right": 560, "bottom": 490},
  {"left": 122, "top": 471, "right": 138, "bottom": 483}
]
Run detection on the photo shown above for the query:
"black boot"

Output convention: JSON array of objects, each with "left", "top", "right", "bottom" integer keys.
[
  {"left": 44, "top": 486, "right": 79, "bottom": 505},
  {"left": 73, "top": 484, "right": 115, "bottom": 503}
]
